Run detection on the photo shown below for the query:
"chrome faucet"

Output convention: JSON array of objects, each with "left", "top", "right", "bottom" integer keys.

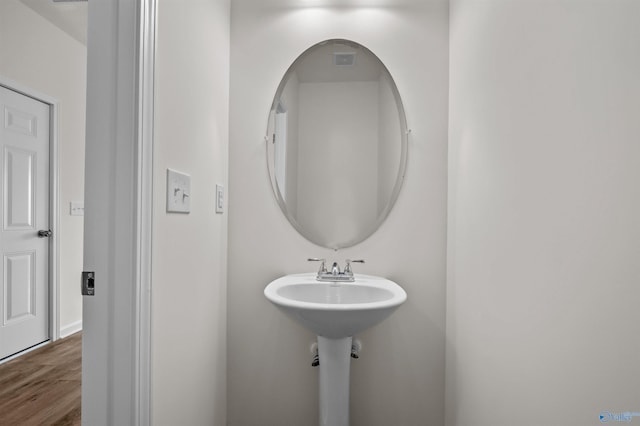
[
  {"left": 308, "top": 258, "right": 365, "bottom": 282},
  {"left": 331, "top": 262, "right": 340, "bottom": 275}
]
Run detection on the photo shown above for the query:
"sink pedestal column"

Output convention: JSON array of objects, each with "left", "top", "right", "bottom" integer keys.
[{"left": 317, "top": 336, "right": 352, "bottom": 426}]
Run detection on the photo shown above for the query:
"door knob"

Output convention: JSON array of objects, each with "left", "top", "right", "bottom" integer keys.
[{"left": 37, "top": 229, "right": 52, "bottom": 238}]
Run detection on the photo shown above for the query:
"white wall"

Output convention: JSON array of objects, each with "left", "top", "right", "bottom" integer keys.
[
  {"left": 447, "top": 1, "right": 640, "bottom": 425},
  {"left": 0, "top": 0, "right": 85, "bottom": 336},
  {"left": 228, "top": 1, "right": 449, "bottom": 424},
  {"left": 151, "top": 0, "right": 229, "bottom": 424}
]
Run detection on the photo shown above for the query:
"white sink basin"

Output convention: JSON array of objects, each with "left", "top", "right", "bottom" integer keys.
[{"left": 264, "top": 273, "right": 407, "bottom": 338}]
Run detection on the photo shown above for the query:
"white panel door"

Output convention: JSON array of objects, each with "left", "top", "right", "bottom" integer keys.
[{"left": 0, "top": 85, "right": 50, "bottom": 360}]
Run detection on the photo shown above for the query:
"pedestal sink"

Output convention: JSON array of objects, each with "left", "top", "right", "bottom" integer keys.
[{"left": 264, "top": 273, "right": 407, "bottom": 426}]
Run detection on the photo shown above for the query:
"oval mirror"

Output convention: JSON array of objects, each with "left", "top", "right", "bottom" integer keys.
[{"left": 266, "top": 39, "right": 408, "bottom": 249}]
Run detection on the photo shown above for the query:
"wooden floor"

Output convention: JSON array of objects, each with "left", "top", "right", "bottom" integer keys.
[{"left": 0, "top": 332, "right": 81, "bottom": 425}]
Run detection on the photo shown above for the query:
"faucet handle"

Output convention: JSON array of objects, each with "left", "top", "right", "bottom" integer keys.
[
  {"left": 344, "top": 259, "right": 365, "bottom": 274},
  {"left": 307, "top": 258, "right": 327, "bottom": 274}
]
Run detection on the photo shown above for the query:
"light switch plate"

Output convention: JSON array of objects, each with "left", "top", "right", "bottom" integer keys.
[
  {"left": 70, "top": 201, "right": 84, "bottom": 216},
  {"left": 215, "top": 184, "right": 224, "bottom": 214},
  {"left": 167, "top": 168, "right": 191, "bottom": 213}
]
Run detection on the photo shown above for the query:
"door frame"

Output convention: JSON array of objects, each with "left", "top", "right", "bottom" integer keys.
[
  {"left": 0, "top": 75, "right": 60, "bottom": 348},
  {"left": 82, "top": 0, "right": 155, "bottom": 424}
]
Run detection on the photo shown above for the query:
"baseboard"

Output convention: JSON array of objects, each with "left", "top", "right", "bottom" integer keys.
[{"left": 60, "top": 320, "right": 82, "bottom": 338}]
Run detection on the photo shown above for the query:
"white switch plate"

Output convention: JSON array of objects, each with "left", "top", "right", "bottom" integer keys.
[
  {"left": 167, "top": 168, "right": 191, "bottom": 213},
  {"left": 215, "top": 184, "right": 224, "bottom": 214},
  {"left": 70, "top": 201, "right": 84, "bottom": 216}
]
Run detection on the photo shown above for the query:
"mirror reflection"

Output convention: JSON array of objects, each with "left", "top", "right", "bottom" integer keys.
[{"left": 267, "top": 39, "right": 408, "bottom": 249}]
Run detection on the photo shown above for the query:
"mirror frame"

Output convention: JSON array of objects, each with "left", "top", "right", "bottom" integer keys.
[{"left": 265, "top": 39, "right": 409, "bottom": 249}]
